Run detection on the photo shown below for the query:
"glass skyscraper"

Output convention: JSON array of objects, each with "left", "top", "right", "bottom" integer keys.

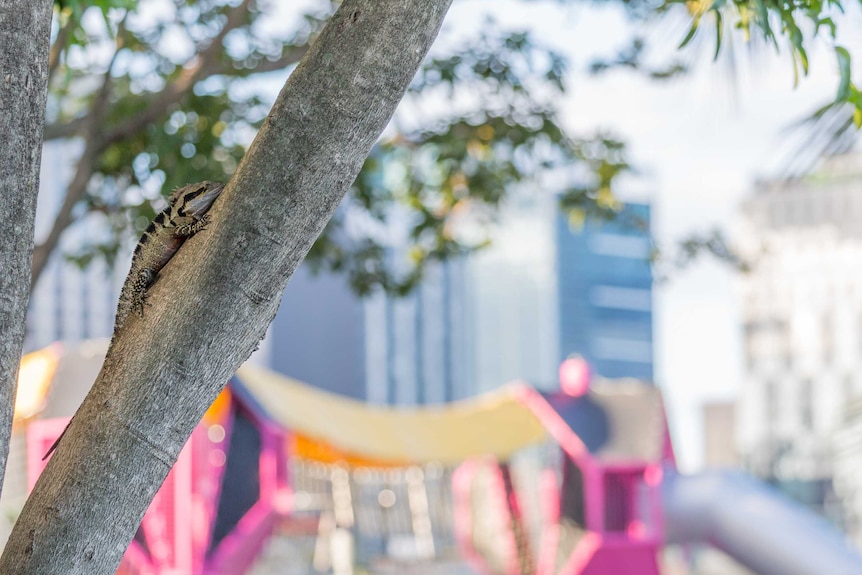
[
  {"left": 266, "top": 198, "right": 655, "bottom": 402},
  {"left": 556, "top": 203, "right": 654, "bottom": 381}
]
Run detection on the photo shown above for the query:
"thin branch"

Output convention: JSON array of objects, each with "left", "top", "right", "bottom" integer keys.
[
  {"left": 48, "top": 11, "right": 76, "bottom": 86},
  {"left": 227, "top": 44, "right": 309, "bottom": 76},
  {"left": 43, "top": 44, "right": 308, "bottom": 142},
  {"left": 104, "top": 0, "right": 254, "bottom": 146},
  {"left": 43, "top": 116, "right": 87, "bottom": 140},
  {"left": 44, "top": 14, "right": 81, "bottom": 141},
  {"left": 31, "top": 21, "right": 126, "bottom": 288}
]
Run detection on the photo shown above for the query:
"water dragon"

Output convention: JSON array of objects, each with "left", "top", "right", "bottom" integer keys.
[{"left": 43, "top": 181, "right": 225, "bottom": 460}]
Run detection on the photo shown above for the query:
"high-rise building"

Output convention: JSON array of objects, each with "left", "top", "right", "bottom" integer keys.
[
  {"left": 834, "top": 398, "right": 862, "bottom": 545},
  {"left": 268, "top": 265, "right": 368, "bottom": 399},
  {"left": 556, "top": 203, "right": 654, "bottom": 380},
  {"left": 268, "top": 257, "right": 471, "bottom": 404},
  {"left": 364, "top": 259, "right": 471, "bottom": 404},
  {"left": 465, "top": 196, "right": 655, "bottom": 392},
  {"left": 736, "top": 154, "right": 862, "bottom": 524},
  {"left": 266, "top": 194, "right": 654, "bottom": 403}
]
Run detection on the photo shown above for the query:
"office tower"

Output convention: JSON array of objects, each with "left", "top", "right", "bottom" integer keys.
[
  {"left": 737, "top": 154, "right": 862, "bottom": 524},
  {"left": 556, "top": 203, "right": 654, "bottom": 381}
]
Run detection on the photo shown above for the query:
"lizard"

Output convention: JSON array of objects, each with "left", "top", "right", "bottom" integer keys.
[
  {"left": 113, "top": 180, "right": 225, "bottom": 333},
  {"left": 42, "top": 180, "right": 225, "bottom": 461}
]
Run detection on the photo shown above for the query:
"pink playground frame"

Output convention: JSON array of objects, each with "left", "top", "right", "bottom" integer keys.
[
  {"left": 453, "top": 382, "right": 674, "bottom": 575},
  {"left": 26, "top": 379, "right": 293, "bottom": 575},
  {"left": 25, "top": 376, "right": 677, "bottom": 575}
]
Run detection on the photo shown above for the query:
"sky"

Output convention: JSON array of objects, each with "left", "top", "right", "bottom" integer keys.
[{"left": 442, "top": 0, "right": 856, "bottom": 469}]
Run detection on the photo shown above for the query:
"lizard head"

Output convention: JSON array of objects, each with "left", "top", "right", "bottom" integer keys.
[{"left": 170, "top": 181, "right": 225, "bottom": 218}]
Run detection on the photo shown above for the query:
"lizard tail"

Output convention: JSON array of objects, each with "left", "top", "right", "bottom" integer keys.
[{"left": 42, "top": 421, "right": 70, "bottom": 461}]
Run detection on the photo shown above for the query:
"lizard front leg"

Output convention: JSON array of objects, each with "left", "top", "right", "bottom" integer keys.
[
  {"left": 129, "top": 268, "right": 156, "bottom": 318},
  {"left": 175, "top": 214, "right": 212, "bottom": 237}
]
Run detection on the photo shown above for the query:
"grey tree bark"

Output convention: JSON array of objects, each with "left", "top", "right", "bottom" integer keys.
[
  {"left": 0, "top": 0, "right": 453, "bottom": 572},
  {"left": 0, "top": 0, "right": 53, "bottom": 495}
]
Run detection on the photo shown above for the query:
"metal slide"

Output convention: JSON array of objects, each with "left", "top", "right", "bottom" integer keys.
[{"left": 663, "top": 470, "right": 862, "bottom": 575}]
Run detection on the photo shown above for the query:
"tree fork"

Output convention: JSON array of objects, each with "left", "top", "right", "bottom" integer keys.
[{"left": 0, "top": 0, "right": 453, "bottom": 572}]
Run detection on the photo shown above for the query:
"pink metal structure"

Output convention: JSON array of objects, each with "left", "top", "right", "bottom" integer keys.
[
  {"left": 25, "top": 345, "right": 676, "bottom": 575},
  {"left": 27, "top": 381, "right": 293, "bottom": 575},
  {"left": 453, "top": 379, "right": 675, "bottom": 575}
]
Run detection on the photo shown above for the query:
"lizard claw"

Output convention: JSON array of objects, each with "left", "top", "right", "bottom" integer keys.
[
  {"left": 132, "top": 293, "right": 149, "bottom": 318},
  {"left": 176, "top": 214, "right": 211, "bottom": 236}
]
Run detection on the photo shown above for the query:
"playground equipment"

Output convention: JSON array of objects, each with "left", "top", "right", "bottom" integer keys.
[
  {"left": 664, "top": 470, "right": 862, "bottom": 575},
  {"left": 453, "top": 368, "right": 672, "bottom": 575},
  {"left": 24, "top": 345, "right": 292, "bottom": 575},
  {"left": 15, "top": 341, "right": 862, "bottom": 574}
]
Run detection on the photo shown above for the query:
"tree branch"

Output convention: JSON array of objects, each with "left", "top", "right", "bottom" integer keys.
[
  {"left": 1, "top": 0, "right": 452, "bottom": 572},
  {"left": 48, "top": 11, "right": 75, "bottom": 86},
  {"left": 42, "top": 44, "right": 308, "bottom": 142},
  {"left": 42, "top": 116, "right": 87, "bottom": 140},
  {"left": 30, "top": 24, "right": 126, "bottom": 287},
  {"left": 103, "top": 0, "right": 255, "bottom": 147},
  {"left": 0, "top": 0, "right": 54, "bottom": 495}
]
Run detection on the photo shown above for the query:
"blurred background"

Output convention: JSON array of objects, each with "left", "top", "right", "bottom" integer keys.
[{"left": 8, "top": 0, "right": 862, "bottom": 573}]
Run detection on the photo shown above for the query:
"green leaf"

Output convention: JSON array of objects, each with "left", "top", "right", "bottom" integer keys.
[
  {"left": 784, "top": 18, "right": 808, "bottom": 76},
  {"left": 816, "top": 17, "right": 837, "bottom": 38},
  {"left": 836, "top": 46, "right": 852, "bottom": 101},
  {"left": 679, "top": 18, "right": 701, "bottom": 49},
  {"left": 713, "top": 10, "right": 723, "bottom": 61},
  {"left": 797, "top": 43, "right": 809, "bottom": 76},
  {"left": 752, "top": 0, "right": 776, "bottom": 48}
]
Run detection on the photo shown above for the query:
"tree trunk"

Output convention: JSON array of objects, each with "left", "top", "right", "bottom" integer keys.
[
  {"left": 0, "top": 0, "right": 453, "bottom": 572},
  {"left": 0, "top": 0, "right": 53, "bottom": 495}
]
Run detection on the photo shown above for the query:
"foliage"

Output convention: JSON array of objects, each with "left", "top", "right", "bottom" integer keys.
[
  {"left": 47, "top": 1, "right": 629, "bottom": 295},
  {"left": 309, "top": 26, "right": 627, "bottom": 294},
  {"left": 671, "top": 0, "right": 862, "bottom": 148},
  {"left": 44, "top": 0, "right": 862, "bottom": 295},
  {"left": 586, "top": 0, "right": 862, "bottom": 167},
  {"left": 652, "top": 228, "right": 751, "bottom": 281},
  {"left": 44, "top": 0, "right": 328, "bottom": 271}
]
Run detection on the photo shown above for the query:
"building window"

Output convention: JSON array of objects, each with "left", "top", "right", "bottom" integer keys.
[
  {"left": 591, "top": 337, "right": 652, "bottom": 363},
  {"left": 744, "top": 322, "right": 758, "bottom": 370},
  {"left": 822, "top": 313, "right": 833, "bottom": 365},
  {"left": 765, "top": 380, "right": 779, "bottom": 433},
  {"left": 800, "top": 378, "right": 814, "bottom": 431},
  {"left": 589, "top": 286, "right": 651, "bottom": 312},
  {"left": 587, "top": 234, "right": 650, "bottom": 259}
]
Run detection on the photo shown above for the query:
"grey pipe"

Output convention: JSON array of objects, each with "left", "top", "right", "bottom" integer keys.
[{"left": 662, "top": 470, "right": 862, "bottom": 575}]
